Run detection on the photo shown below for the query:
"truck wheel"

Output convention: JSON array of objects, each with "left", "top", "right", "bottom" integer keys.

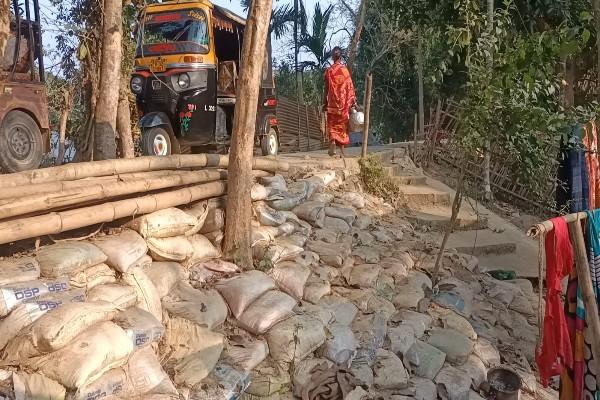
[
  {"left": 260, "top": 127, "right": 279, "bottom": 156},
  {"left": 0, "top": 110, "right": 43, "bottom": 172},
  {"left": 142, "top": 126, "right": 171, "bottom": 156}
]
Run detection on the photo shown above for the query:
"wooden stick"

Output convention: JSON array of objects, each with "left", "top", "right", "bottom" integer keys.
[
  {"left": 528, "top": 212, "right": 588, "bottom": 238},
  {"left": 0, "top": 181, "right": 227, "bottom": 245},
  {"left": 361, "top": 72, "right": 373, "bottom": 158},
  {"left": 569, "top": 218, "right": 600, "bottom": 394},
  {"left": 0, "top": 154, "right": 288, "bottom": 188}
]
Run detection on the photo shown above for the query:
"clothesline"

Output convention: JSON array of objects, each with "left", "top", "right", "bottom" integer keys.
[{"left": 528, "top": 212, "right": 588, "bottom": 238}]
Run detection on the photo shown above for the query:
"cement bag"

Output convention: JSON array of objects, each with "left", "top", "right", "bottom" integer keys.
[
  {"left": 319, "top": 323, "right": 358, "bottom": 367},
  {"left": 147, "top": 236, "right": 194, "bottom": 261},
  {"left": 200, "top": 208, "right": 225, "bottom": 234},
  {"left": 293, "top": 359, "right": 334, "bottom": 398},
  {"left": 0, "top": 278, "right": 69, "bottom": 317},
  {"left": 254, "top": 202, "right": 286, "bottom": 227},
  {"left": 36, "top": 242, "right": 107, "bottom": 278},
  {"left": 216, "top": 270, "right": 276, "bottom": 319},
  {"left": 114, "top": 307, "right": 164, "bottom": 349},
  {"left": 164, "top": 317, "right": 224, "bottom": 387},
  {"left": 251, "top": 184, "right": 270, "bottom": 201},
  {"left": 252, "top": 226, "right": 280, "bottom": 246},
  {"left": 92, "top": 230, "right": 148, "bottom": 273},
  {"left": 187, "top": 234, "right": 221, "bottom": 263},
  {"left": 306, "top": 240, "right": 349, "bottom": 268},
  {"left": 0, "top": 256, "right": 40, "bottom": 286},
  {"left": 260, "top": 175, "right": 287, "bottom": 191},
  {"left": 16, "top": 372, "right": 66, "bottom": 400},
  {"left": 87, "top": 284, "right": 137, "bottom": 309},
  {"left": 144, "top": 262, "right": 188, "bottom": 299},
  {"left": 245, "top": 359, "right": 291, "bottom": 397},
  {"left": 71, "top": 347, "right": 177, "bottom": 400},
  {"left": 122, "top": 267, "right": 162, "bottom": 322},
  {"left": 338, "top": 192, "right": 365, "bottom": 209},
  {"left": 323, "top": 217, "right": 351, "bottom": 234},
  {"left": 303, "top": 277, "right": 332, "bottom": 304},
  {"left": 28, "top": 321, "right": 134, "bottom": 389},
  {"left": 268, "top": 193, "right": 304, "bottom": 211},
  {"left": 199, "top": 259, "right": 239, "bottom": 273},
  {"left": 307, "top": 171, "right": 336, "bottom": 187},
  {"left": 162, "top": 282, "right": 228, "bottom": 329},
  {"left": 237, "top": 290, "right": 297, "bottom": 335},
  {"left": 69, "top": 263, "right": 116, "bottom": 290},
  {"left": 325, "top": 206, "right": 357, "bottom": 226},
  {"left": 253, "top": 238, "right": 303, "bottom": 265},
  {"left": 204, "top": 230, "right": 224, "bottom": 249},
  {"left": 288, "top": 180, "right": 319, "bottom": 201},
  {"left": 224, "top": 337, "right": 269, "bottom": 372},
  {"left": 293, "top": 201, "right": 326, "bottom": 228},
  {"left": 266, "top": 314, "right": 326, "bottom": 363},
  {"left": 0, "top": 289, "right": 85, "bottom": 351},
  {"left": 185, "top": 200, "right": 210, "bottom": 234},
  {"left": 30, "top": 301, "right": 118, "bottom": 353},
  {"left": 127, "top": 208, "right": 198, "bottom": 238},
  {"left": 271, "top": 261, "right": 311, "bottom": 300},
  {"left": 285, "top": 234, "right": 308, "bottom": 248}
]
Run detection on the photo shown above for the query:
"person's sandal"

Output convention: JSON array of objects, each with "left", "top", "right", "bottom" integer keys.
[{"left": 328, "top": 142, "right": 336, "bottom": 157}]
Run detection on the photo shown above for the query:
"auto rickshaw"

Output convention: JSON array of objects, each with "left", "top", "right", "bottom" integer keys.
[{"left": 131, "top": 0, "right": 279, "bottom": 156}]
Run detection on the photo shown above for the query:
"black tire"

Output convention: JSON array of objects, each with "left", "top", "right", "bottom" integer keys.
[
  {"left": 260, "top": 126, "right": 279, "bottom": 156},
  {"left": 141, "top": 126, "right": 172, "bottom": 156},
  {"left": 0, "top": 110, "right": 43, "bottom": 172}
]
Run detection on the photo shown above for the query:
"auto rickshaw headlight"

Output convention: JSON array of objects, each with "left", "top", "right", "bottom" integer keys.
[
  {"left": 130, "top": 76, "right": 143, "bottom": 94},
  {"left": 177, "top": 73, "right": 191, "bottom": 89}
]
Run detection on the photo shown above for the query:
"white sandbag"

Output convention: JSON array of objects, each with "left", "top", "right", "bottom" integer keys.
[
  {"left": 271, "top": 262, "right": 311, "bottom": 300},
  {"left": 260, "top": 175, "right": 287, "bottom": 191},
  {"left": 319, "top": 323, "right": 358, "bottom": 367},
  {"left": 345, "top": 264, "right": 382, "bottom": 288},
  {"left": 200, "top": 208, "right": 225, "bottom": 234},
  {"left": 338, "top": 192, "right": 365, "bottom": 209},
  {"left": 69, "top": 263, "right": 116, "bottom": 290},
  {"left": 293, "top": 201, "right": 326, "bottom": 228},
  {"left": 0, "top": 278, "right": 70, "bottom": 317},
  {"left": 185, "top": 200, "right": 210, "bottom": 234},
  {"left": 87, "top": 284, "right": 137, "bottom": 309},
  {"left": 251, "top": 183, "right": 270, "bottom": 201},
  {"left": 307, "top": 171, "right": 336, "bottom": 187},
  {"left": 114, "top": 307, "right": 164, "bottom": 349},
  {"left": 162, "top": 282, "right": 228, "bottom": 329},
  {"left": 188, "top": 234, "right": 221, "bottom": 263},
  {"left": 122, "top": 267, "right": 162, "bottom": 322},
  {"left": 198, "top": 259, "right": 239, "bottom": 273},
  {"left": 323, "top": 217, "right": 351, "bottom": 234},
  {"left": 306, "top": 240, "right": 350, "bottom": 268},
  {"left": 253, "top": 238, "right": 304, "bottom": 265},
  {"left": 267, "top": 314, "right": 326, "bottom": 363},
  {"left": 29, "top": 321, "right": 134, "bottom": 389},
  {"left": 0, "top": 289, "right": 85, "bottom": 352},
  {"left": 71, "top": 347, "right": 176, "bottom": 400},
  {"left": 216, "top": 271, "right": 276, "bottom": 319},
  {"left": 251, "top": 226, "right": 280, "bottom": 246},
  {"left": 30, "top": 301, "right": 118, "bottom": 353},
  {"left": 303, "top": 277, "right": 332, "bottom": 304},
  {"left": 36, "top": 242, "right": 107, "bottom": 278},
  {"left": 224, "top": 337, "right": 269, "bottom": 372},
  {"left": 204, "top": 230, "right": 224, "bottom": 249},
  {"left": 325, "top": 206, "right": 357, "bottom": 226},
  {"left": 92, "top": 230, "right": 148, "bottom": 273},
  {"left": 237, "top": 290, "right": 297, "bottom": 335},
  {"left": 144, "top": 262, "right": 188, "bottom": 299},
  {"left": 285, "top": 233, "right": 308, "bottom": 248},
  {"left": 147, "top": 236, "right": 194, "bottom": 261},
  {"left": 164, "top": 317, "right": 224, "bottom": 387},
  {"left": 254, "top": 202, "right": 287, "bottom": 227},
  {"left": 0, "top": 256, "right": 40, "bottom": 286},
  {"left": 311, "top": 192, "right": 334, "bottom": 203},
  {"left": 17, "top": 372, "right": 66, "bottom": 400},
  {"left": 127, "top": 208, "right": 198, "bottom": 238}
]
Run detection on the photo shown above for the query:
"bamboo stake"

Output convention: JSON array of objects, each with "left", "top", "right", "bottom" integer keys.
[
  {"left": 0, "top": 154, "right": 289, "bottom": 188},
  {"left": 0, "top": 181, "right": 227, "bottom": 245},
  {"left": 569, "top": 218, "right": 600, "bottom": 393},
  {"left": 528, "top": 212, "right": 588, "bottom": 238}
]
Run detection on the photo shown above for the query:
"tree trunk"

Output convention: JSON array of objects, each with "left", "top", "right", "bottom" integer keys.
[
  {"left": 57, "top": 87, "right": 74, "bottom": 166},
  {"left": 483, "top": 0, "right": 494, "bottom": 201},
  {"left": 361, "top": 72, "right": 372, "bottom": 158},
  {"left": 0, "top": 0, "right": 9, "bottom": 59},
  {"left": 117, "top": 82, "right": 135, "bottom": 158},
  {"left": 347, "top": 0, "right": 367, "bottom": 73},
  {"left": 416, "top": 27, "right": 425, "bottom": 154},
  {"left": 93, "top": 0, "right": 122, "bottom": 160},
  {"left": 223, "top": 0, "right": 273, "bottom": 269}
]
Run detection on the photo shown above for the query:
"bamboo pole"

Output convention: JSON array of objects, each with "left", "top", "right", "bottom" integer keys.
[
  {"left": 569, "top": 218, "right": 600, "bottom": 393},
  {"left": 0, "top": 154, "right": 289, "bottom": 188},
  {"left": 361, "top": 72, "right": 373, "bottom": 158},
  {"left": 528, "top": 212, "right": 588, "bottom": 238},
  {"left": 0, "top": 181, "right": 227, "bottom": 245}
]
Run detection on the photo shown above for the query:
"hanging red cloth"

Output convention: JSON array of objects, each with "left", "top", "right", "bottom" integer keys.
[{"left": 537, "top": 217, "right": 575, "bottom": 387}]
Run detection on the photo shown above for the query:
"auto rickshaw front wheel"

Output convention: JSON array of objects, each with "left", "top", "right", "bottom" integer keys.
[
  {"left": 260, "top": 127, "right": 279, "bottom": 156},
  {"left": 142, "top": 126, "right": 172, "bottom": 156},
  {"left": 0, "top": 110, "right": 43, "bottom": 172}
]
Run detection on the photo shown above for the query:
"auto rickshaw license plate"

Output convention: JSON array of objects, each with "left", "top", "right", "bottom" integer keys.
[{"left": 150, "top": 58, "right": 166, "bottom": 72}]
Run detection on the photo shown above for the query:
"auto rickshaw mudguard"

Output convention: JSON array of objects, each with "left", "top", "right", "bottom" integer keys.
[{"left": 139, "top": 112, "right": 172, "bottom": 129}]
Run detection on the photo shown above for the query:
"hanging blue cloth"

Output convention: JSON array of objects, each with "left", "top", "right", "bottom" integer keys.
[{"left": 556, "top": 124, "right": 589, "bottom": 213}]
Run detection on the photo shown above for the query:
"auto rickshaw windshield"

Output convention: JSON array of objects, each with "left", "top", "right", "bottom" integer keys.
[{"left": 138, "top": 9, "right": 210, "bottom": 56}]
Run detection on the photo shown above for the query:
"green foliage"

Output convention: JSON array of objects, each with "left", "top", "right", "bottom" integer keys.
[
  {"left": 298, "top": 2, "right": 335, "bottom": 69},
  {"left": 358, "top": 156, "right": 401, "bottom": 203}
]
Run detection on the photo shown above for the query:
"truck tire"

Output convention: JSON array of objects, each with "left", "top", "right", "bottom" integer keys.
[
  {"left": 0, "top": 110, "right": 43, "bottom": 172},
  {"left": 142, "top": 126, "right": 172, "bottom": 156},
  {"left": 260, "top": 126, "right": 279, "bottom": 156}
]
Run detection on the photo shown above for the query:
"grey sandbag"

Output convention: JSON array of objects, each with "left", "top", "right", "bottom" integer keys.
[
  {"left": 293, "top": 201, "right": 327, "bottom": 228},
  {"left": 254, "top": 202, "right": 287, "bottom": 227},
  {"left": 325, "top": 206, "right": 357, "bottom": 226}
]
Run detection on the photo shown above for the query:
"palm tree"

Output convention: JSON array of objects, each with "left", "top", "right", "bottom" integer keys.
[
  {"left": 239, "top": 0, "right": 295, "bottom": 40},
  {"left": 298, "top": 2, "right": 334, "bottom": 69}
]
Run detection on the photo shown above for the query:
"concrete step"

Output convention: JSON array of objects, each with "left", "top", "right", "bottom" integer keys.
[
  {"left": 393, "top": 175, "right": 427, "bottom": 186},
  {"left": 446, "top": 230, "right": 517, "bottom": 256},
  {"left": 398, "top": 184, "right": 451, "bottom": 207},
  {"left": 407, "top": 205, "right": 488, "bottom": 231}
]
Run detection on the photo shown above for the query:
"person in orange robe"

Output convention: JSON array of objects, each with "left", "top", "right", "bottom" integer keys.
[{"left": 323, "top": 47, "right": 357, "bottom": 157}]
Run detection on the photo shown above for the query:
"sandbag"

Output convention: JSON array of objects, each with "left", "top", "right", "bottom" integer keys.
[
  {"left": 162, "top": 282, "right": 228, "bottom": 329},
  {"left": 87, "top": 284, "right": 138, "bottom": 309},
  {"left": 245, "top": 359, "right": 291, "bottom": 397},
  {"left": 92, "top": 230, "right": 148, "bottom": 273},
  {"left": 127, "top": 208, "right": 198, "bottom": 238},
  {"left": 345, "top": 264, "right": 382, "bottom": 288},
  {"left": 204, "top": 230, "right": 224, "bottom": 250},
  {"left": 252, "top": 226, "right": 280, "bottom": 246},
  {"left": 325, "top": 206, "right": 357, "bottom": 226},
  {"left": 114, "top": 307, "right": 164, "bottom": 349},
  {"left": 293, "top": 358, "right": 334, "bottom": 398},
  {"left": 271, "top": 261, "right": 311, "bottom": 300},
  {"left": 253, "top": 238, "right": 303, "bottom": 265},
  {"left": 307, "top": 171, "right": 336, "bottom": 187},
  {"left": 251, "top": 183, "right": 270, "bottom": 201},
  {"left": 267, "top": 314, "right": 326, "bottom": 363},
  {"left": 0, "top": 278, "right": 70, "bottom": 317},
  {"left": 311, "top": 193, "right": 334, "bottom": 203},
  {"left": 164, "top": 317, "right": 224, "bottom": 387},
  {"left": 0, "top": 289, "right": 85, "bottom": 352},
  {"left": 147, "top": 236, "right": 194, "bottom": 261},
  {"left": 122, "top": 267, "right": 162, "bottom": 322},
  {"left": 323, "top": 217, "right": 351, "bottom": 234},
  {"left": 36, "top": 242, "right": 107, "bottom": 278},
  {"left": 16, "top": 372, "right": 66, "bottom": 400},
  {"left": 200, "top": 208, "right": 225, "bottom": 234},
  {"left": 216, "top": 271, "right": 275, "bottom": 319},
  {"left": 285, "top": 233, "right": 308, "bottom": 248},
  {"left": 293, "top": 201, "right": 326, "bottom": 228},
  {"left": 29, "top": 321, "right": 134, "bottom": 389},
  {"left": 224, "top": 337, "right": 269, "bottom": 372},
  {"left": 306, "top": 240, "right": 350, "bottom": 268},
  {"left": 268, "top": 194, "right": 304, "bottom": 211},
  {"left": 281, "top": 211, "right": 313, "bottom": 236},
  {"left": 254, "top": 202, "right": 287, "bottom": 227},
  {"left": 185, "top": 200, "right": 210, "bottom": 234},
  {"left": 288, "top": 180, "right": 319, "bottom": 201},
  {"left": 303, "top": 277, "right": 332, "bottom": 304},
  {"left": 319, "top": 323, "right": 358, "bottom": 367},
  {"left": 0, "top": 256, "right": 40, "bottom": 286},
  {"left": 144, "top": 262, "right": 188, "bottom": 299},
  {"left": 338, "top": 192, "right": 365, "bottom": 209},
  {"left": 69, "top": 263, "right": 116, "bottom": 290},
  {"left": 237, "top": 290, "right": 297, "bottom": 335},
  {"left": 261, "top": 175, "right": 287, "bottom": 191},
  {"left": 199, "top": 259, "right": 239, "bottom": 273},
  {"left": 188, "top": 234, "right": 222, "bottom": 263}
]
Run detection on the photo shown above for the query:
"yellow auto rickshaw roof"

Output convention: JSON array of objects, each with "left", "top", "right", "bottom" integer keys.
[{"left": 144, "top": 0, "right": 214, "bottom": 13}]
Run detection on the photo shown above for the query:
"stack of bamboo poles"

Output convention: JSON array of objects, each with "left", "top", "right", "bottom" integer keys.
[{"left": 0, "top": 154, "right": 289, "bottom": 245}]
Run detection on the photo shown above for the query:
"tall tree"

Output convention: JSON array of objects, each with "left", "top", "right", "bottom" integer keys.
[
  {"left": 299, "top": 2, "right": 334, "bottom": 68},
  {"left": 224, "top": 0, "right": 273, "bottom": 269},
  {"left": 93, "top": 0, "right": 122, "bottom": 160},
  {"left": 347, "top": 0, "right": 367, "bottom": 72},
  {"left": 0, "top": 0, "right": 8, "bottom": 59}
]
